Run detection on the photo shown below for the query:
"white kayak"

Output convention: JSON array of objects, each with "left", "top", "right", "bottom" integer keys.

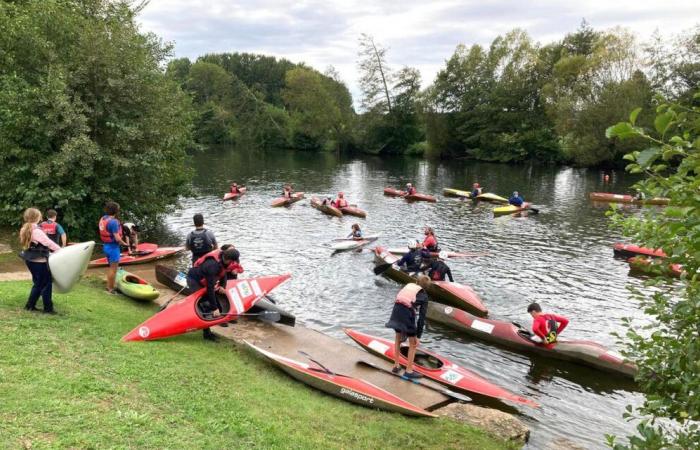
[
  {"left": 331, "top": 235, "right": 379, "bottom": 252},
  {"left": 49, "top": 241, "right": 95, "bottom": 293}
]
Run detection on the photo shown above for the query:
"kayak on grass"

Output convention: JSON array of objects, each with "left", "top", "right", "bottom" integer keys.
[
  {"left": 339, "top": 206, "right": 367, "bottom": 218},
  {"left": 386, "top": 248, "right": 488, "bottom": 259},
  {"left": 613, "top": 243, "right": 666, "bottom": 259},
  {"left": 443, "top": 188, "right": 472, "bottom": 199},
  {"left": 88, "top": 244, "right": 184, "bottom": 268},
  {"left": 245, "top": 341, "right": 435, "bottom": 417},
  {"left": 223, "top": 187, "right": 247, "bottom": 201},
  {"left": 374, "top": 247, "right": 488, "bottom": 317},
  {"left": 123, "top": 274, "right": 291, "bottom": 341},
  {"left": 49, "top": 241, "right": 95, "bottom": 293},
  {"left": 310, "top": 197, "right": 343, "bottom": 217},
  {"left": 383, "top": 187, "right": 437, "bottom": 203},
  {"left": 330, "top": 235, "right": 379, "bottom": 252},
  {"left": 271, "top": 192, "right": 305, "bottom": 207},
  {"left": 344, "top": 329, "right": 539, "bottom": 408},
  {"left": 493, "top": 203, "right": 537, "bottom": 216},
  {"left": 627, "top": 256, "right": 682, "bottom": 278},
  {"left": 116, "top": 269, "right": 159, "bottom": 301},
  {"left": 475, "top": 193, "right": 509, "bottom": 204},
  {"left": 589, "top": 192, "right": 670, "bottom": 205},
  {"left": 155, "top": 264, "right": 296, "bottom": 327},
  {"left": 426, "top": 303, "right": 637, "bottom": 379}
]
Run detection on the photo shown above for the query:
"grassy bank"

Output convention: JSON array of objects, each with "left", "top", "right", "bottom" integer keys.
[{"left": 0, "top": 280, "right": 513, "bottom": 449}]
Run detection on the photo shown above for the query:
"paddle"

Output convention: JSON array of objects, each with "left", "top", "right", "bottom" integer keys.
[
  {"left": 225, "top": 310, "right": 281, "bottom": 322},
  {"left": 357, "top": 360, "right": 471, "bottom": 403},
  {"left": 158, "top": 285, "right": 188, "bottom": 311}
]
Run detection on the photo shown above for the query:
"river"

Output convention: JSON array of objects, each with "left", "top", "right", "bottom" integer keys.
[{"left": 154, "top": 148, "right": 650, "bottom": 449}]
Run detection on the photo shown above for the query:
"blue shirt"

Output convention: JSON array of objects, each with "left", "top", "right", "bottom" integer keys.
[
  {"left": 509, "top": 195, "right": 524, "bottom": 207},
  {"left": 106, "top": 217, "right": 121, "bottom": 242}
]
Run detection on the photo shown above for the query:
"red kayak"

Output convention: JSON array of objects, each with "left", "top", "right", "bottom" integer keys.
[
  {"left": 426, "top": 303, "right": 637, "bottom": 379},
  {"left": 339, "top": 206, "right": 367, "bottom": 218},
  {"left": 627, "top": 256, "right": 682, "bottom": 278},
  {"left": 223, "top": 187, "right": 247, "bottom": 201},
  {"left": 383, "top": 187, "right": 437, "bottom": 203},
  {"left": 310, "top": 197, "right": 343, "bottom": 217},
  {"left": 271, "top": 192, "right": 305, "bottom": 207},
  {"left": 374, "top": 247, "right": 488, "bottom": 317},
  {"left": 344, "top": 329, "right": 538, "bottom": 408},
  {"left": 122, "top": 274, "right": 290, "bottom": 341},
  {"left": 89, "top": 244, "right": 184, "bottom": 268},
  {"left": 613, "top": 243, "right": 666, "bottom": 259},
  {"left": 246, "top": 341, "right": 435, "bottom": 417},
  {"left": 589, "top": 192, "right": 669, "bottom": 205}
]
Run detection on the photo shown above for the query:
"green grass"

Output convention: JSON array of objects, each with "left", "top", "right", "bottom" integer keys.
[{"left": 0, "top": 281, "right": 514, "bottom": 450}]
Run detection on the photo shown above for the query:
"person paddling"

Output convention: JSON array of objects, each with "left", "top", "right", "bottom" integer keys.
[
  {"left": 40, "top": 209, "right": 67, "bottom": 247},
  {"left": 99, "top": 202, "right": 129, "bottom": 295},
  {"left": 395, "top": 241, "right": 424, "bottom": 275},
  {"left": 427, "top": 251, "right": 454, "bottom": 282},
  {"left": 422, "top": 226, "right": 440, "bottom": 252},
  {"left": 230, "top": 182, "right": 241, "bottom": 194},
  {"left": 527, "top": 303, "right": 569, "bottom": 348},
  {"left": 186, "top": 247, "right": 243, "bottom": 341},
  {"left": 509, "top": 191, "right": 525, "bottom": 207},
  {"left": 282, "top": 184, "right": 294, "bottom": 199},
  {"left": 471, "top": 183, "right": 482, "bottom": 198},
  {"left": 347, "top": 223, "right": 363, "bottom": 239},
  {"left": 186, "top": 213, "right": 218, "bottom": 264},
  {"left": 20, "top": 208, "right": 61, "bottom": 314},
  {"left": 385, "top": 275, "right": 431, "bottom": 378},
  {"left": 333, "top": 192, "right": 349, "bottom": 208},
  {"left": 404, "top": 183, "right": 417, "bottom": 196}
]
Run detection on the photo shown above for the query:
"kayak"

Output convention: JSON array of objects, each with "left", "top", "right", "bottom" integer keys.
[
  {"left": 155, "top": 264, "right": 296, "bottom": 327},
  {"left": 476, "top": 193, "right": 509, "bottom": 204},
  {"left": 589, "top": 192, "right": 670, "bottom": 205},
  {"left": 387, "top": 248, "right": 487, "bottom": 259},
  {"left": 613, "top": 243, "right": 666, "bottom": 259},
  {"left": 374, "top": 247, "right": 488, "bottom": 317},
  {"left": 331, "top": 235, "right": 379, "bottom": 252},
  {"left": 116, "top": 269, "right": 159, "bottom": 301},
  {"left": 122, "top": 274, "right": 291, "bottom": 341},
  {"left": 493, "top": 203, "right": 533, "bottom": 216},
  {"left": 344, "top": 329, "right": 539, "bottom": 408},
  {"left": 49, "top": 241, "right": 95, "bottom": 293},
  {"left": 245, "top": 341, "right": 435, "bottom": 417},
  {"left": 310, "top": 197, "right": 343, "bottom": 217},
  {"left": 339, "top": 206, "right": 367, "bottom": 218},
  {"left": 426, "top": 303, "right": 637, "bottom": 379},
  {"left": 271, "top": 192, "right": 305, "bottom": 207},
  {"left": 88, "top": 244, "right": 184, "bottom": 268},
  {"left": 384, "top": 187, "right": 437, "bottom": 203},
  {"left": 443, "top": 188, "right": 472, "bottom": 199},
  {"left": 627, "top": 256, "right": 682, "bottom": 278},
  {"left": 223, "top": 187, "right": 247, "bottom": 201}
]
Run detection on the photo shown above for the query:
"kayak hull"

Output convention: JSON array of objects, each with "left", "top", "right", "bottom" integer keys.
[
  {"left": 476, "top": 193, "right": 508, "bottom": 204},
  {"left": 331, "top": 235, "right": 379, "bottom": 252},
  {"left": 246, "top": 341, "right": 435, "bottom": 417},
  {"left": 344, "top": 329, "right": 538, "bottom": 408},
  {"left": 116, "top": 269, "right": 159, "bottom": 301},
  {"left": 384, "top": 187, "right": 437, "bottom": 203},
  {"left": 49, "top": 241, "right": 95, "bottom": 293},
  {"left": 89, "top": 244, "right": 184, "bottom": 268},
  {"left": 154, "top": 264, "right": 296, "bottom": 327},
  {"left": 443, "top": 188, "right": 472, "bottom": 199},
  {"left": 627, "top": 256, "right": 682, "bottom": 278},
  {"left": 426, "top": 303, "right": 637, "bottom": 379},
  {"left": 613, "top": 243, "right": 666, "bottom": 259},
  {"left": 493, "top": 203, "right": 530, "bottom": 216},
  {"left": 271, "top": 192, "right": 305, "bottom": 207},
  {"left": 589, "top": 192, "right": 669, "bottom": 205},
  {"left": 310, "top": 197, "right": 343, "bottom": 217},
  {"left": 339, "top": 206, "right": 367, "bottom": 218},
  {"left": 223, "top": 187, "right": 247, "bottom": 201}
]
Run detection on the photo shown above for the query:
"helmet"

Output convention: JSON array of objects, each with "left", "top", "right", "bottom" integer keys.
[
  {"left": 406, "top": 183, "right": 412, "bottom": 187},
  {"left": 438, "top": 251, "right": 449, "bottom": 260},
  {"left": 407, "top": 240, "right": 417, "bottom": 249},
  {"left": 513, "top": 191, "right": 519, "bottom": 196},
  {"left": 338, "top": 192, "right": 344, "bottom": 197}
]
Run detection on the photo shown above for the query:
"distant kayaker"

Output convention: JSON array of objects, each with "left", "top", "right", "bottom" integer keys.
[
  {"left": 282, "top": 184, "right": 294, "bottom": 198},
  {"left": 405, "top": 183, "right": 417, "bottom": 196},
  {"left": 122, "top": 222, "right": 139, "bottom": 254},
  {"left": 20, "top": 207, "right": 61, "bottom": 314},
  {"left": 186, "top": 213, "right": 218, "bottom": 264},
  {"left": 230, "top": 182, "right": 242, "bottom": 194},
  {"left": 471, "top": 183, "right": 482, "bottom": 198},
  {"left": 347, "top": 223, "right": 363, "bottom": 239},
  {"left": 40, "top": 209, "right": 67, "bottom": 247},
  {"left": 186, "top": 247, "right": 244, "bottom": 341},
  {"left": 422, "top": 226, "right": 440, "bottom": 252},
  {"left": 333, "top": 192, "right": 349, "bottom": 208},
  {"left": 385, "top": 275, "right": 431, "bottom": 378},
  {"left": 321, "top": 197, "right": 333, "bottom": 206},
  {"left": 99, "top": 202, "right": 129, "bottom": 295},
  {"left": 509, "top": 191, "right": 525, "bottom": 207},
  {"left": 527, "top": 303, "right": 569, "bottom": 347},
  {"left": 427, "top": 251, "right": 454, "bottom": 282},
  {"left": 395, "top": 241, "right": 424, "bottom": 274}
]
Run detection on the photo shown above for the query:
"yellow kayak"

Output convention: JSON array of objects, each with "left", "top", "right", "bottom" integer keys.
[
  {"left": 443, "top": 188, "right": 472, "bottom": 199},
  {"left": 493, "top": 203, "right": 539, "bottom": 216},
  {"left": 476, "top": 193, "right": 509, "bottom": 203}
]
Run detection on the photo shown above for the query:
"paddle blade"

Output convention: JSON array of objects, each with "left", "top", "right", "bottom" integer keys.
[
  {"left": 257, "top": 311, "right": 281, "bottom": 323},
  {"left": 373, "top": 263, "right": 393, "bottom": 275}
]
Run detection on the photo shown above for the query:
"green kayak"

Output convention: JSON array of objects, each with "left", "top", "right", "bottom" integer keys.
[{"left": 116, "top": 269, "right": 159, "bottom": 301}]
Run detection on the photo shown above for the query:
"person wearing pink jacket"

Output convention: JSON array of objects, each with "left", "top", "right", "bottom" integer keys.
[{"left": 19, "top": 208, "right": 61, "bottom": 314}]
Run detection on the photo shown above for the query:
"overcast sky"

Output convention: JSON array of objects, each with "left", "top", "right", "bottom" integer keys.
[{"left": 138, "top": 0, "right": 699, "bottom": 102}]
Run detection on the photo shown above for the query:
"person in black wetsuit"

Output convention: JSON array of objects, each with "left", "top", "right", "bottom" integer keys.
[
  {"left": 395, "top": 241, "right": 424, "bottom": 274},
  {"left": 427, "top": 251, "right": 454, "bottom": 282}
]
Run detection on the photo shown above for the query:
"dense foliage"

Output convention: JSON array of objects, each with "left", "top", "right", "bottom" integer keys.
[
  {"left": 606, "top": 93, "right": 700, "bottom": 448},
  {"left": 0, "top": 0, "right": 194, "bottom": 237}
]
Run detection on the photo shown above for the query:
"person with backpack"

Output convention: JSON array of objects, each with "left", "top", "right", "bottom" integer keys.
[
  {"left": 40, "top": 209, "right": 67, "bottom": 247},
  {"left": 527, "top": 303, "right": 569, "bottom": 348},
  {"left": 185, "top": 214, "right": 218, "bottom": 264}
]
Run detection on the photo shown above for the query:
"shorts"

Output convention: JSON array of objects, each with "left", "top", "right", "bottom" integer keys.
[
  {"left": 385, "top": 303, "right": 417, "bottom": 337},
  {"left": 103, "top": 243, "right": 121, "bottom": 264}
]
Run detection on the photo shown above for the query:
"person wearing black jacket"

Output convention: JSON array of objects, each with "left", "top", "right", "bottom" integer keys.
[{"left": 427, "top": 251, "right": 454, "bottom": 282}]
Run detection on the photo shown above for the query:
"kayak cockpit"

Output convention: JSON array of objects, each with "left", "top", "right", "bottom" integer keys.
[
  {"left": 124, "top": 274, "right": 148, "bottom": 285},
  {"left": 399, "top": 346, "right": 443, "bottom": 370},
  {"left": 195, "top": 293, "right": 231, "bottom": 321}
]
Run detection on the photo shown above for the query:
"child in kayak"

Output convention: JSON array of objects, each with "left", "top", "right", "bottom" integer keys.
[
  {"left": 422, "top": 226, "right": 439, "bottom": 252},
  {"left": 404, "top": 183, "right": 417, "bottom": 196},
  {"left": 509, "top": 191, "right": 525, "bottom": 207},
  {"left": 527, "top": 303, "right": 569, "bottom": 348},
  {"left": 347, "top": 223, "right": 363, "bottom": 239},
  {"left": 471, "top": 183, "right": 482, "bottom": 198},
  {"left": 40, "top": 209, "right": 67, "bottom": 247},
  {"left": 282, "top": 184, "right": 294, "bottom": 198},
  {"left": 385, "top": 275, "right": 431, "bottom": 378},
  {"left": 427, "top": 251, "right": 453, "bottom": 282},
  {"left": 230, "top": 182, "right": 242, "bottom": 194},
  {"left": 20, "top": 208, "right": 62, "bottom": 313},
  {"left": 99, "top": 202, "right": 129, "bottom": 295},
  {"left": 333, "top": 192, "right": 349, "bottom": 208}
]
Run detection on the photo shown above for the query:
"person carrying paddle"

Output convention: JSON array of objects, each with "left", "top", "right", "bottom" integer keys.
[
  {"left": 527, "top": 303, "right": 569, "bottom": 348},
  {"left": 427, "top": 251, "right": 453, "bottom": 282},
  {"left": 385, "top": 275, "right": 431, "bottom": 378},
  {"left": 471, "top": 183, "right": 482, "bottom": 198},
  {"left": 186, "top": 213, "right": 218, "bottom": 264},
  {"left": 394, "top": 241, "right": 424, "bottom": 274},
  {"left": 404, "top": 183, "right": 417, "bottom": 196},
  {"left": 20, "top": 207, "right": 62, "bottom": 314},
  {"left": 509, "top": 191, "right": 525, "bottom": 207},
  {"left": 99, "top": 202, "right": 129, "bottom": 295},
  {"left": 333, "top": 192, "right": 349, "bottom": 208},
  {"left": 347, "top": 223, "right": 363, "bottom": 239},
  {"left": 422, "top": 226, "right": 440, "bottom": 252},
  {"left": 40, "top": 209, "right": 67, "bottom": 247}
]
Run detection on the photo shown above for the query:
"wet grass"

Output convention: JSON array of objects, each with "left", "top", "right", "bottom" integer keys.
[{"left": 0, "top": 281, "right": 514, "bottom": 450}]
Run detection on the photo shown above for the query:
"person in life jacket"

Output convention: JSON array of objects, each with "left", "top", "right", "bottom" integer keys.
[
  {"left": 395, "top": 241, "right": 424, "bottom": 274},
  {"left": 40, "top": 209, "right": 67, "bottom": 247},
  {"left": 385, "top": 275, "right": 432, "bottom": 379},
  {"left": 471, "top": 183, "right": 482, "bottom": 198},
  {"left": 509, "top": 191, "right": 525, "bottom": 207},
  {"left": 99, "top": 202, "right": 129, "bottom": 295},
  {"left": 186, "top": 247, "right": 243, "bottom": 341},
  {"left": 230, "top": 182, "right": 241, "bottom": 194},
  {"left": 282, "top": 184, "right": 294, "bottom": 198},
  {"left": 527, "top": 302, "right": 569, "bottom": 347},
  {"left": 333, "top": 192, "right": 348, "bottom": 208},
  {"left": 427, "top": 251, "right": 454, "bottom": 282},
  {"left": 121, "top": 222, "right": 140, "bottom": 253},
  {"left": 185, "top": 213, "right": 218, "bottom": 264},
  {"left": 20, "top": 208, "right": 62, "bottom": 313},
  {"left": 347, "top": 223, "right": 363, "bottom": 239},
  {"left": 321, "top": 197, "right": 333, "bottom": 206},
  {"left": 405, "top": 183, "right": 417, "bottom": 196},
  {"left": 422, "top": 226, "right": 440, "bottom": 252}
]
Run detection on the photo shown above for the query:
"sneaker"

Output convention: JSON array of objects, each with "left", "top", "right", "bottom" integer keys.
[
  {"left": 105, "top": 289, "right": 119, "bottom": 295},
  {"left": 403, "top": 371, "right": 423, "bottom": 380},
  {"left": 391, "top": 366, "right": 402, "bottom": 374}
]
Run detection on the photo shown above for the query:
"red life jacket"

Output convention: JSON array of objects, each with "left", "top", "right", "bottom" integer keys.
[
  {"left": 395, "top": 283, "right": 423, "bottom": 308},
  {"left": 423, "top": 235, "right": 438, "bottom": 251},
  {"left": 193, "top": 249, "right": 242, "bottom": 282},
  {"left": 98, "top": 216, "right": 121, "bottom": 243},
  {"left": 335, "top": 198, "right": 348, "bottom": 208},
  {"left": 407, "top": 187, "right": 417, "bottom": 195},
  {"left": 40, "top": 221, "right": 59, "bottom": 244}
]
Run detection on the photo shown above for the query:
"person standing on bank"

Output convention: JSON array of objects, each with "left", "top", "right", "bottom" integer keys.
[
  {"left": 185, "top": 213, "right": 218, "bottom": 264},
  {"left": 99, "top": 202, "right": 129, "bottom": 294},
  {"left": 40, "top": 209, "right": 67, "bottom": 247},
  {"left": 20, "top": 208, "right": 61, "bottom": 313}
]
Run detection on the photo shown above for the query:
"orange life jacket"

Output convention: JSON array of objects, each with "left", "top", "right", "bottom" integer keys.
[
  {"left": 98, "top": 216, "right": 121, "bottom": 243},
  {"left": 193, "top": 249, "right": 243, "bottom": 282}
]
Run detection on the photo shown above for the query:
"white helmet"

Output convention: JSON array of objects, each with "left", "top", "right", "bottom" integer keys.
[
  {"left": 407, "top": 240, "right": 417, "bottom": 249},
  {"left": 438, "top": 251, "right": 449, "bottom": 260}
]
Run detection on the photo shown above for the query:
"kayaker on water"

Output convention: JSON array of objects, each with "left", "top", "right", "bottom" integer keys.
[
  {"left": 186, "top": 213, "right": 218, "bottom": 264},
  {"left": 348, "top": 223, "right": 363, "bottom": 239},
  {"left": 395, "top": 241, "right": 424, "bottom": 275},
  {"left": 509, "top": 191, "right": 525, "bottom": 207},
  {"left": 333, "top": 192, "right": 349, "bottom": 208},
  {"left": 282, "top": 184, "right": 294, "bottom": 198},
  {"left": 385, "top": 275, "right": 431, "bottom": 378},
  {"left": 121, "top": 222, "right": 139, "bottom": 254},
  {"left": 186, "top": 247, "right": 244, "bottom": 341},
  {"left": 427, "top": 251, "right": 454, "bottom": 282},
  {"left": 405, "top": 183, "right": 417, "bottom": 196},
  {"left": 422, "top": 226, "right": 440, "bottom": 252},
  {"left": 40, "top": 209, "right": 67, "bottom": 247},
  {"left": 527, "top": 303, "right": 569, "bottom": 348},
  {"left": 20, "top": 207, "right": 61, "bottom": 314},
  {"left": 99, "top": 202, "right": 129, "bottom": 295},
  {"left": 230, "top": 182, "right": 242, "bottom": 194},
  {"left": 471, "top": 183, "right": 482, "bottom": 198},
  {"left": 321, "top": 196, "right": 333, "bottom": 206}
]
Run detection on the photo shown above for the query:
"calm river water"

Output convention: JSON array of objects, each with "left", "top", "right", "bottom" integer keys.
[{"left": 155, "top": 148, "right": 650, "bottom": 449}]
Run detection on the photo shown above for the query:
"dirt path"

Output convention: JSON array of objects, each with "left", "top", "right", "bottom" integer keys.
[{"left": 0, "top": 271, "right": 31, "bottom": 281}]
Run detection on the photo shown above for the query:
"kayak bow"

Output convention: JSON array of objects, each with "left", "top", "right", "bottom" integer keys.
[
  {"left": 310, "top": 197, "right": 343, "bottom": 217},
  {"left": 271, "top": 192, "right": 305, "bottom": 207}
]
